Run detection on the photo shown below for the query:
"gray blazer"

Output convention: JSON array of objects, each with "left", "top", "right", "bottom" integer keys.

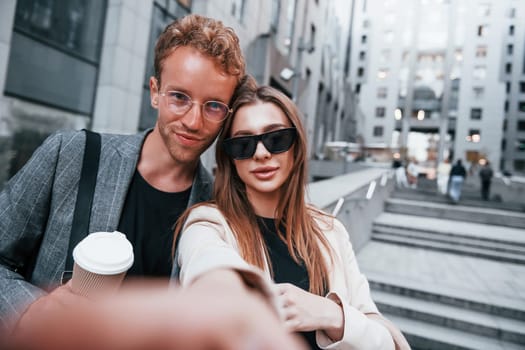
[{"left": 0, "top": 129, "right": 213, "bottom": 328}]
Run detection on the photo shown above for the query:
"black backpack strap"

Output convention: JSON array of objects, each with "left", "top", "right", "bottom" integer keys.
[{"left": 61, "top": 129, "right": 101, "bottom": 284}]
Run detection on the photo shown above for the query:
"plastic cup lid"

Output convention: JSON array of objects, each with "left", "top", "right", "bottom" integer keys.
[{"left": 73, "top": 231, "right": 134, "bottom": 275}]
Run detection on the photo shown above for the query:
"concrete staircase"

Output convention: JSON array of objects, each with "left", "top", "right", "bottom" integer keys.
[{"left": 357, "top": 185, "right": 525, "bottom": 350}]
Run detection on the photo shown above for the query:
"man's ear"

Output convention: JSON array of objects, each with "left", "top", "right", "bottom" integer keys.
[{"left": 149, "top": 76, "right": 159, "bottom": 109}]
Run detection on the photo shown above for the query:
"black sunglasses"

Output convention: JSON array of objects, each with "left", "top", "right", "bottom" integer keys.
[{"left": 223, "top": 128, "right": 297, "bottom": 160}]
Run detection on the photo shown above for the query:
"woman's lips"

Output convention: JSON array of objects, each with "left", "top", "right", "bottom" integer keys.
[{"left": 251, "top": 166, "right": 278, "bottom": 180}]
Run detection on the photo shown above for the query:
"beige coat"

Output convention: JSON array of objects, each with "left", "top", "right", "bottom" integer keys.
[{"left": 177, "top": 204, "right": 409, "bottom": 350}]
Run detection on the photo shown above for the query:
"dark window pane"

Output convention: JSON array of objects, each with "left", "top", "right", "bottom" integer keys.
[
  {"left": 470, "top": 108, "right": 482, "bottom": 120},
  {"left": 14, "top": 0, "right": 106, "bottom": 62},
  {"left": 5, "top": 32, "right": 97, "bottom": 114},
  {"left": 373, "top": 126, "right": 383, "bottom": 137}
]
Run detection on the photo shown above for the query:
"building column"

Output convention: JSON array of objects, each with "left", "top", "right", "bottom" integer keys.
[
  {"left": 0, "top": 1, "right": 17, "bottom": 185},
  {"left": 92, "top": 0, "right": 153, "bottom": 134},
  {"left": 437, "top": 0, "right": 457, "bottom": 164},
  {"left": 400, "top": 0, "right": 422, "bottom": 159},
  {"left": 0, "top": 0, "right": 17, "bottom": 128}
]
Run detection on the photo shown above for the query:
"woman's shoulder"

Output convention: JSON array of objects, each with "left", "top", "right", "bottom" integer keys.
[{"left": 186, "top": 203, "right": 224, "bottom": 222}]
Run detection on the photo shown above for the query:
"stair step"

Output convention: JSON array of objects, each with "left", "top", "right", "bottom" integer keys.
[
  {"left": 372, "top": 290, "right": 525, "bottom": 344},
  {"left": 371, "top": 233, "right": 525, "bottom": 264},
  {"left": 385, "top": 198, "right": 525, "bottom": 229},
  {"left": 365, "top": 272, "right": 525, "bottom": 322},
  {"left": 384, "top": 313, "right": 525, "bottom": 350},
  {"left": 391, "top": 189, "right": 525, "bottom": 213},
  {"left": 373, "top": 224, "right": 525, "bottom": 254},
  {"left": 373, "top": 212, "right": 525, "bottom": 247}
]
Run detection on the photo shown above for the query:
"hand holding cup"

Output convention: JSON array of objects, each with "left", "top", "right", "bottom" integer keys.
[{"left": 71, "top": 231, "right": 134, "bottom": 299}]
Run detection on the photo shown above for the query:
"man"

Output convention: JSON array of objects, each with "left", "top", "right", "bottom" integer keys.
[
  {"left": 479, "top": 160, "right": 494, "bottom": 200},
  {"left": 0, "top": 15, "right": 288, "bottom": 347},
  {"left": 448, "top": 159, "right": 467, "bottom": 203}
]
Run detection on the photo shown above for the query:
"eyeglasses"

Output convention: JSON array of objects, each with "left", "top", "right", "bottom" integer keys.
[
  {"left": 223, "top": 128, "right": 297, "bottom": 160},
  {"left": 158, "top": 90, "right": 232, "bottom": 122}
]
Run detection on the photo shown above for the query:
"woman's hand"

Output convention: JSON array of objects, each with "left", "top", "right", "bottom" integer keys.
[{"left": 276, "top": 283, "right": 344, "bottom": 341}]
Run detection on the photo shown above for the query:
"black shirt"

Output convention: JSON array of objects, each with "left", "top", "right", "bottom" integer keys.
[
  {"left": 118, "top": 170, "right": 191, "bottom": 278},
  {"left": 257, "top": 217, "right": 321, "bottom": 350}
]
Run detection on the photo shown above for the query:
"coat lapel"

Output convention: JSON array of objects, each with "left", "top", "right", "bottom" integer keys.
[{"left": 89, "top": 130, "right": 149, "bottom": 233}]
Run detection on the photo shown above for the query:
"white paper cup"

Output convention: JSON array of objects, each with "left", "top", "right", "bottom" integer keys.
[{"left": 71, "top": 231, "right": 134, "bottom": 299}]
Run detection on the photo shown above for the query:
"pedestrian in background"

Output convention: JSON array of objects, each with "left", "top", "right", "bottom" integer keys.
[
  {"left": 436, "top": 158, "right": 451, "bottom": 195},
  {"left": 407, "top": 158, "right": 419, "bottom": 189},
  {"left": 393, "top": 158, "right": 409, "bottom": 188},
  {"left": 174, "top": 80, "right": 410, "bottom": 349},
  {"left": 479, "top": 160, "right": 494, "bottom": 201},
  {"left": 449, "top": 159, "right": 467, "bottom": 203}
]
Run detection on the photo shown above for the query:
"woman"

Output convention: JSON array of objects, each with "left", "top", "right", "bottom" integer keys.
[{"left": 174, "top": 77, "right": 409, "bottom": 349}]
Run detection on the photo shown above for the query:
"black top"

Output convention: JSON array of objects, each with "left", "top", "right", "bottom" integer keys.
[
  {"left": 257, "top": 217, "right": 321, "bottom": 350},
  {"left": 118, "top": 170, "right": 191, "bottom": 278},
  {"left": 450, "top": 163, "right": 467, "bottom": 177}
]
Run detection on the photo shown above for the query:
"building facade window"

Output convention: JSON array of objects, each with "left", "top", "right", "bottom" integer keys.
[
  {"left": 520, "top": 81, "right": 525, "bottom": 93},
  {"left": 377, "top": 87, "right": 387, "bottom": 99},
  {"left": 357, "top": 67, "right": 364, "bottom": 77},
  {"left": 508, "top": 44, "right": 514, "bottom": 55},
  {"left": 270, "top": 0, "right": 280, "bottom": 33},
  {"left": 355, "top": 83, "right": 361, "bottom": 94},
  {"left": 384, "top": 31, "right": 394, "bottom": 44},
  {"left": 519, "top": 101, "right": 525, "bottom": 113},
  {"left": 361, "top": 34, "right": 367, "bottom": 44},
  {"left": 477, "top": 24, "right": 488, "bottom": 37},
  {"left": 6, "top": 0, "right": 107, "bottom": 115},
  {"left": 359, "top": 51, "right": 366, "bottom": 60},
  {"left": 376, "top": 107, "right": 386, "bottom": 117},
  {"left": 377, "top": 68, "right": 389, "bottom": 79},
  {"left": 478, "top": 3, "right": 491, "bottom": 16},
  {"left": 473, "top": 87, "right": 484, "bottom": 99},
  {"left": 231, "top": 0, "right": 246, "bottom": 23},
  {"left": 517, "top": 120, "right": 525, "bottom": 131},
  {"left": 281, "top": 0, "right": 296, "bottom": 55},
  {"left": 467, "top": 129, "right": 481, "bottom": 142},
  {"left": 473, "top": 66, "right": 486, "bottom": 80},
  {"left": 506, "top": 82, "right": 511, "bottom": 94},
  {"left": 506, "top": 63, "right": 512, "bottom": 74},
  {"left": 373, "top": 126, "right": 384, "bottom": 137},
  {"left": 515, "top": 160, "right": 525, "bottom": 171},
  {"left": 516, "top": 140, "right": 525, "bottom": 152},
  {"left": 509, "top": 25, "right": 515, "bottom": 36},
  {"left": 470, "top": 108, "right": 482, "bottom": 120},
  {"left": 475, "top": 45, "right": 487, "bottom": 57}
]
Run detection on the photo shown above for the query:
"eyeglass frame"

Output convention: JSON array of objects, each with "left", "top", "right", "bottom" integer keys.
[{"left": 153, "top": 80, "right": 232, "bottom": 123}]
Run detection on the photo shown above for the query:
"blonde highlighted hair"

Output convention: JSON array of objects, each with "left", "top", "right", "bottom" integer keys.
[{"left": 216, "top": 77, "right": 333, "bottom": 295}]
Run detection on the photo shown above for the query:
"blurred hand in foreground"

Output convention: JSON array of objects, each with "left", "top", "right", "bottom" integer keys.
[{"left": 5, "top": 271, "right": 305, "bottom": 350}]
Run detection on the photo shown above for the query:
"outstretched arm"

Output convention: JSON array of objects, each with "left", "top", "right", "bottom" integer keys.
[{"left": 5, "top": 272, "right": 305, "bottom": 350}]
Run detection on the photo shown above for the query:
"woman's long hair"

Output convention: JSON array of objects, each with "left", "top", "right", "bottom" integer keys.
[{"left": 212, "top": 77, "right": 333, "bottom": 296}]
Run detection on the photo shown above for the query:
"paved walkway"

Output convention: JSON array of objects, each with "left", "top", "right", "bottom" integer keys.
[{"left": 357, "top": 237, "right": 525, "bottom": 314}]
